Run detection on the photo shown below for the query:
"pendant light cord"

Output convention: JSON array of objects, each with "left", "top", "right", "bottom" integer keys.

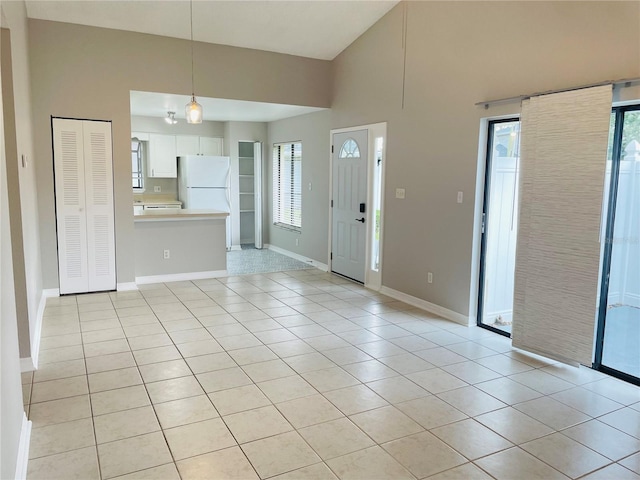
[{"left": 190, "top": 0, "right": 195, "bottom": 97}]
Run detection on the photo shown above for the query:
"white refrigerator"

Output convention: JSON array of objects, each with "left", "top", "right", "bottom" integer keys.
[{"left": 178, "top": 155, "right": 231, "bottom": 249}]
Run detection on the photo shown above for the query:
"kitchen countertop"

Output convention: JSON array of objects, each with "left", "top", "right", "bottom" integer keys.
[
  {"left": 134, "top": 209, "right": 229, "bottom": 221},
  {"left": 134, "top": 200, "right": 182, "bottom": 206}
]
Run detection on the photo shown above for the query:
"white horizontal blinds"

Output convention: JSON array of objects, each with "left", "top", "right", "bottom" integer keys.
[
  {"left": 512, "top": 85, "right": 613, "bottom": 365},
  {"left": 273, "top": 142, "right": 302, "bottom": 230},
  {"left": 83, "top": 120, "right": 116, "bottom": 292},
  {"left": 53, "top": 118, "right": 89, "bottom": 295}
]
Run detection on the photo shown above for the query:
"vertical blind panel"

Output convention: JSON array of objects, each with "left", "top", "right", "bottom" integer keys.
[{"left": 512, "top": 85, "right": 613, "bottom": 365}]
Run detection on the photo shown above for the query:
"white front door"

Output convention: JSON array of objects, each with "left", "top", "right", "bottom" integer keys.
[{"left": 332, "top": 130, "right": 368, "bottom": 283}]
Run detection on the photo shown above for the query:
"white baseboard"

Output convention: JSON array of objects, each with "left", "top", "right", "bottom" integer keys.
[
  {"left": 42, "top": 288, "right": 59, "bottom": 297},
  {"left": 379, "top": 286, "right": 471, "bottom": 326},
  {"left": 20, "top": 357, "right": 35, "bottom": 372},
  {"left": 264, "top": 244, "right": 328, "bottom": 271},
  {"left": 229, "top": 245, "right": 242, "bottom": 251},
  {"left": 20, "top": 288, "right": 57, "bottom": 372},
  {"left": 136, "top": 270, "right": 228, "bottom": 285},
  {"left": 117, "top": 282, "right": 138, "bottom": 291},
  {"left": 14, "top": 412, "right": 31, "bottom": 480}
]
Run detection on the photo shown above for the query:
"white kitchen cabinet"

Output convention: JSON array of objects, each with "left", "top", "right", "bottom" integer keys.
[
  {"left": 148, "top": 133, "right": 177, "bottom": 177},
  {"left": 175, "top": 135, "right": 223, "bottom": 156},
  {"left": 133, "top": 205, "right": 144, "bottom": 215},
  {"left": 53, "top": 118, "right": 116, "bottom": 294},
  {"left": 199, "top": 137, "right": 223, "bottom": 156},
  {"left": 176, "top": 135, "right": 200, "bottom": 156}
]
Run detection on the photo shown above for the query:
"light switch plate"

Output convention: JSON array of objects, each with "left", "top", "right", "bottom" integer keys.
[
  {"left": 457, "top": 191, "right": 463, "bottom": 203},
  {"left": 154, "top": 186, "right": 161, "bottom": 193},
  {"left": 396, "top": 188, "right": 406, "bottom": 199}
]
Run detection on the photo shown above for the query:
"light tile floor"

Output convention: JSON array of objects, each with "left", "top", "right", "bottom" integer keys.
[{"left": 23, "top": 269, "right": 640, "bottom": 480}]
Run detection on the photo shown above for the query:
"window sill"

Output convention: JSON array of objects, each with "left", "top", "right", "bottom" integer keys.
[
  {"left": 133, "top": 188, "right": 145, "bottom": 194},
  {"left": 273, "top": 222, "right": 301, "bottom": 234}
]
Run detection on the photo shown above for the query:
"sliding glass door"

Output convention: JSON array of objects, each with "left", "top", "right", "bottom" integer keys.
[
  {"left": 595, "top": 105, "right": 640, "bottom": 384},
  {"left": 477, "top": 119, "right": 521, "bottom": 336}
]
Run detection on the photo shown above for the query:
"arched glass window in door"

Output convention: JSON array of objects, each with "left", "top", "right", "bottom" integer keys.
[{"left": 339, "top": 138, "right": 361, "bottom": 158}]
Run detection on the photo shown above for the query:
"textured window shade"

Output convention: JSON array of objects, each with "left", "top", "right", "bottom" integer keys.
[
  {"left": 512, "top": 85, "right": 613, "bottom": 366},
  {"left": 273, "top": 142, "right": 302, "bottom": 230}
]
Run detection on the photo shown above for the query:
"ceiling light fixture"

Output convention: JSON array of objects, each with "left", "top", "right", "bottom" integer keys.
[
  {"left": 165, "top": 111, "right": 178, "bottom": 125},
  {"left": 185, "top": 0, "right": 203, "bottom": 124}
]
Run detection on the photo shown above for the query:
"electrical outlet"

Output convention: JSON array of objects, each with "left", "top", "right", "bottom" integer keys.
[
  {"left": 154, "top": 186, "right": 161, "bottom": 193},
  {"left": 428, "top": 272, "right": 433, "bottom": 284},
  {"left": 396, "top": 188, "right": 406, "bottom": 199},
  {"left": 163, "top": 249, "right": 170, "bottom": 259},
  {"left": 308, "top": 182, "right": 312, "bottom": 191},
  {"left": 295, "top": 238, "right": 299, "bottom": 246}
]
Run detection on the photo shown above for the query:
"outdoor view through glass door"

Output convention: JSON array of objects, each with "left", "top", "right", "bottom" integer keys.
[
  {"left": 596, "top": 106, "right": 640, "bottom": 384},
  {"left": 478, "top": 119, "right": 521, "bottom": 336}
]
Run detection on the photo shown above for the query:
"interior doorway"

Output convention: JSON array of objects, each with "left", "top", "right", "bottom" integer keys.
[
  {"left": 238, "top": 141, "right": 263, "bottom": 249},
  {"left": 477, "top": 118, "right": 521, "bottom": 336}
]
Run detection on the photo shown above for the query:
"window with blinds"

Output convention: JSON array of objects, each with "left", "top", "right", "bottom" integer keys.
[{"left": 273, "top": 142, "right": 302, "bottom": 230}]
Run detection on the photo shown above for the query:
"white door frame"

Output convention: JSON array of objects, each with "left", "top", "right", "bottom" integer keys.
[{"left": 328, "top": 122, "right": 387, "bottom": 290}]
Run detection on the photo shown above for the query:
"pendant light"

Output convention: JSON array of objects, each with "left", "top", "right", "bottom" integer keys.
[{"left": 185, "top": 0, "right": 203, "bottom": 124}]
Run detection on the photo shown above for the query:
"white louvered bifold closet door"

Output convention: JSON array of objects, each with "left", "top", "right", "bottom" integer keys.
[
  {"left": 53, "top": 118, "right": 115, "bottom": 294},
  {"left": 83, "top": 121, "right": 116, "bottom": 292}
]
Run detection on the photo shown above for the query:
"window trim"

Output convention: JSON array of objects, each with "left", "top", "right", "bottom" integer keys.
[
  {"left": 132, "top": 139, "right": 145, "bottom": 192},
  {"left": 272, "top": 141, "right": 302, "bottom": 231}
]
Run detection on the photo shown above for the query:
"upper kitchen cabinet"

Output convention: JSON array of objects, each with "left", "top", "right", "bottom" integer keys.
[
  {"left": 176, "top": 135, "right": 224, "bottom": 156},
  {"left": 148, "top": 133, "right": 177, "bottom": 177},
  {"left": 200, "top": 137, "right": 223, "bottom": 155}
]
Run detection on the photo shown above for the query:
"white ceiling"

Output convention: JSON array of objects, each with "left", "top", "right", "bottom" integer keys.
[
  {"left": 25, "top": 0, "right": 398, "bottom": 61},
  {"left": 130, "top": 91, "right": 326, "bottom": 122}
]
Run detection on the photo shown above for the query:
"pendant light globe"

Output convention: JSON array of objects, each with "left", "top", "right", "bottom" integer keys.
[{"left": 185, "top": 95, "right": 202, "bottom": 124}]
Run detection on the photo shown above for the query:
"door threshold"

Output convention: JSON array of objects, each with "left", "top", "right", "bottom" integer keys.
[{"left": 331, "top": 271, "right": 364, "bottom": 285}]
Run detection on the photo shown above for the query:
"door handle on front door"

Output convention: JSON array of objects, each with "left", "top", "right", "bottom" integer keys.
[{"left": 355, "top": 218, "right": 365, "bottom": 223}]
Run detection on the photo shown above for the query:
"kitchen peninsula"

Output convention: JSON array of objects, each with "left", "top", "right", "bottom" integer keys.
[{"left": 134, "top": 209, "right": 229, "bottom": 283}]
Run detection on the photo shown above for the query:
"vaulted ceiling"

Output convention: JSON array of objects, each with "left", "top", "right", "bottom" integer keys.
[{"left": 25, "top": 0, "right": 398, "bottom": 60}]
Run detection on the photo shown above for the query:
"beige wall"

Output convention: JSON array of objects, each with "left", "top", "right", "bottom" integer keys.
[
  {"left": 28, "top": 19, "right": 332, "bottom": 288},
  {"left": 267, "top": 110, "right": 331, "bottom": 262},
  {"left": 1, "top": 27, "right": 30, "bottom": 358},
  {"left": 134, "top": 219, "right": 227, "bottom": 277},
  {"left": 332, "top": 1, "right": 640, "bottom": 317},
  {"left": 0, "top": 28, "right": 25, "bottom": 479},
  {"left": 2, "top": 1, "right": 43, "bottom": 364}
]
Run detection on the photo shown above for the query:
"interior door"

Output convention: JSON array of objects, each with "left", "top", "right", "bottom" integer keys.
[
  {"left": 83, "top": 120, "right": 116, "bottom": 292},
  {"left": 254, "top": 142, "right": 263, "bottom": 249},
  {"left": 332, "top": 130, "right": 368, "bottom": 283},
  {"left": 54, "top": 118, "right": 115, "bottom": 294},
  {"left": 53, "top": 119, "right": 90, "bottom": 294}
]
